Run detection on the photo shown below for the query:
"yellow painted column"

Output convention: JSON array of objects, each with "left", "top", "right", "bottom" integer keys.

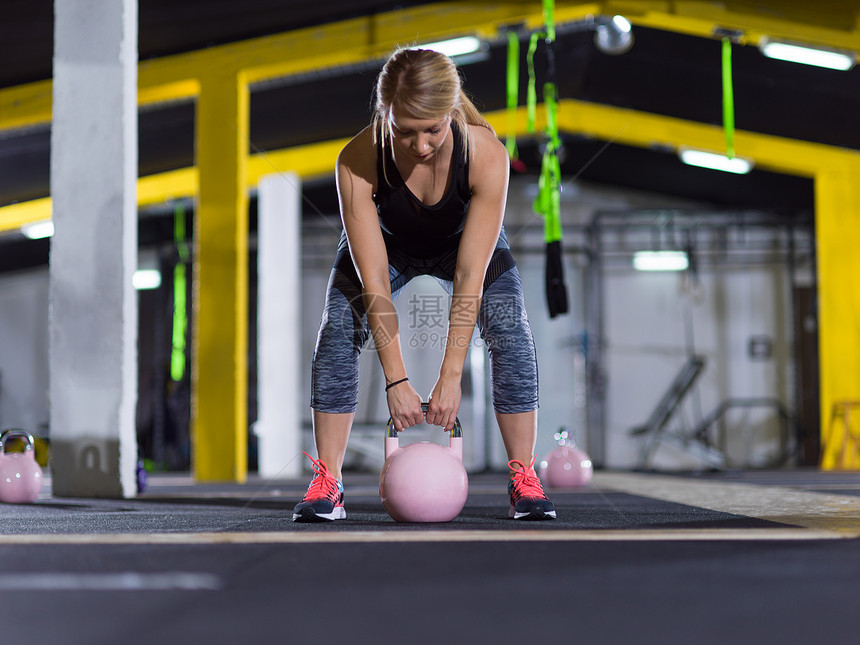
[
  {"left": 193, "top": 72, "right": 249, "bottom": 482},
  {"left": 815, "top": 164, "right": 860, "bottom": 470}
]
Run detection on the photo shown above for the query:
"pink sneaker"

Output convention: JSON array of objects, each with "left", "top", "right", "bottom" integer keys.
[
  {"left": 292, "top": 453, "right": 346, "bottom": 522},
  {"left": 508, "top": 458, "right": 557, "bottom": 520}
]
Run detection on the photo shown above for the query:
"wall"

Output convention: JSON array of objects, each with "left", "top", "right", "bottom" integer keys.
[
  {"left": 603, "top": 263, "right": 796, "bottom": 470},
  {"left": 0, "top": 267, "right": 50, "bottom": 435}
]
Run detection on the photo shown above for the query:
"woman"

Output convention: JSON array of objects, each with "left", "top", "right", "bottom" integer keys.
[{"left": 293, "top": 48, "right": 555, "bottom": 522}]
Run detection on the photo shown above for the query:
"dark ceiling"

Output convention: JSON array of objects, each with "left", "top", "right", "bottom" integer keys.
[{"left": 3, "top": 0, "right": 858, "bottom": 272}]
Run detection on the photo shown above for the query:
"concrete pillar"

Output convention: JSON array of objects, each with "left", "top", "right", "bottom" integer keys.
[
  {"left": 256, "top": 173, "right": 302, "bottom": 478},
  {"left": 49, "top": 0, "right": 139, "bottom": 497},
  {"left": 468, "top": 335, "right": 487, "bottom": 472}
]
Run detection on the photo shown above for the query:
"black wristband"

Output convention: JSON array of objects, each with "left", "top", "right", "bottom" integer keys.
[{"left": 385, "top": 377, "right": 409, "bottom": 392}]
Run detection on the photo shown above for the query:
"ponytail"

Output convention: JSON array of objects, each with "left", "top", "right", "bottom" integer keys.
[{"left": 451, "top": 89, "right": 494, "bottom": 163}]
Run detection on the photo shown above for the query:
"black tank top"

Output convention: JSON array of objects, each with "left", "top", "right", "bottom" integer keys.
[{"left": 373, "top": 123, "right": 471, "bottom": 259}]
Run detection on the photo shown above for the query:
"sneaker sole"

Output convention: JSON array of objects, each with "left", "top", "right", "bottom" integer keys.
[
  {"left": 509, "top": 506, "right": 557, "bottom": 520},
  {"left": 292, "top": 506, "right": 347, "bottom": 522}
]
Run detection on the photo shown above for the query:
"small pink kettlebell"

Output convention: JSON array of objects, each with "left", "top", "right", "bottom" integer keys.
[
  {"left": 540, "top": 428, "right": 593, "bottom": 488},
  {"left": 0, "top": 430, "right": 44, "bottom": 504},
  {"left": 379, "top": 403, "right": 469, "bottom": 522}
]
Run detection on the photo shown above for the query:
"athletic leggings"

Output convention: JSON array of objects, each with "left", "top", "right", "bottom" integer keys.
[{"left": 310, "top": 227, "right": 539, "bottom": 414}]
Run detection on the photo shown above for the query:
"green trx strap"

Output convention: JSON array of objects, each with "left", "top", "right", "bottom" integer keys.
[
  {"left": 722, "top": 37, "right": 735, "bottom": 159},
  {"left": 526, "top": 32, "right": 542, "bottom": 134},
  {"left": 535, "top": 83, "right": 561, "bottom": 243},
  {"left": 543, "top": 0, "right": 556, "bottom": 41},
  {"left": 506, "top": 30, "right": 520, "bottom": 161},
  {"left": 170, "top": 201, "right": 189, "bottom": 382},
  {"left": 532, "top": 0, "right": 568, "bottom": 317}
]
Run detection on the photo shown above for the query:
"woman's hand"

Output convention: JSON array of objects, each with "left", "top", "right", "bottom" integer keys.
[
  {"left": 386, "top": 381, "right": 424, "bottom": 432},
  {"left": 425, "top": 374, "right": 462, "bottom": 432}
]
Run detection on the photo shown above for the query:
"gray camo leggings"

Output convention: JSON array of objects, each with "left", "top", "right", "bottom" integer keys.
[{"left": 310, "top": 234, "right": 539, "bottom": 414}]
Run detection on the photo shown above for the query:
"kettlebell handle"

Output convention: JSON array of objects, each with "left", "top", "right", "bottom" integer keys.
[
  {"left": 0, "top": 429, "right": 36, "bottom": 453},
  {"left": 386, "top": 402, "right": 462, "bottom": 438}
]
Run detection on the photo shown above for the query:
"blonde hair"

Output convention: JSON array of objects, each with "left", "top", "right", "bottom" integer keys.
[{"left": 371, "top": 48, "right": 493, "bottom": 176}]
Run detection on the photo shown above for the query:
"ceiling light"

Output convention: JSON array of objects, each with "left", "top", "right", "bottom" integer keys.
[
  {"left": 633, "top": 251, "right": 689, "bottom": 272},
  {"left": 759, "top": 38, "right": 855, "bottom": 70},
  {"left": 679, "top": 148, "right": 753, "bottom": 174},
  {"left": 21, "top": 220, "right": 54, "bottom": 239},
  {"left": 594, "top": 15, "right": 634, "bottom": 55},
  {"left": 418, "top": 36, "right": 483, "bottom": 59},
  {"left": 133, "top": 269, "right": 162, "bottom": 290}
]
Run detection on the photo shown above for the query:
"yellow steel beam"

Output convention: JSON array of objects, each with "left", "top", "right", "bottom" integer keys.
[
  {"left": 9, "top": 96, "right": 857, "bottom": 235},
  {"left": 0, "top": 197, "right": 52, "bottom": 232},
  {"left": 6, "top": 94, "right": 856, "bottom": 231},
  {"left": 0, "top": 80, "right": 53, "bottom": 130},
  {"left": 193, "top": 72, "right": 250, "bottom": 482},
  {"left": 246, "top": 139, "right": 347, "bottom": 186},
  {"left": 138, "top": 167, "right": 199, "bottom": 206},
  {"left": 0, "top": 2, "right": 592, "bottom": 132},
  {"left": 495, "top": 100, "right": 859, "bottom": 176},
  {"left": 7, "top": 0, "right": 858, "bottom": 132},
  {"left": 0, "top": 140, "right": 343, "bottom": 235},
  {"left": 131, "top": 3, "right": 603, "bottom": 86},
  {"left": 607, "top": 1, "right": 860, "bottom": 49},
  {"left": 138, "top": 79, "right": 200, "bottom": 107},
  {"left": 815, "top": 168, "right": 860, "bottom": 470},
  {"left": 0, "top": 77, "right": 200, "bottom": 132}
]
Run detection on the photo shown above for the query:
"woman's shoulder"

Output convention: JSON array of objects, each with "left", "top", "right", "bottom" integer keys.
[
  {"left": 467, "top": 124, "right": 506, "bottom": 159},
  {"left": 466, "top": 124, "right": 508, "bottom": 183},
  {"left": 337, "top": 125, "right": 378, "bottom": 177}
]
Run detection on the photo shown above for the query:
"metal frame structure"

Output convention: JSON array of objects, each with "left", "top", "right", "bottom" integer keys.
[{"left": 584, "top": 208, "right": 815, "bottom": 468}]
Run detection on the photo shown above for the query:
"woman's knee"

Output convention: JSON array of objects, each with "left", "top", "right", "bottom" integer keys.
[
  {"left": 310, "top": 273, "right": 368, "bottom": 412},
  {"left": 480, "top": 286, "right": 532, "bottom": 350},
  {"left": 479, "top": 268, "right": 539, "bottom": 412},
  {"left": 317, "top": 272, "right": 369, "bottom": 350}
]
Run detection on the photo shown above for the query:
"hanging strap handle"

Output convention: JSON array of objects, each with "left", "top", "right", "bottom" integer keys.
[
  {"left": 505, "top": 30, "right": 520, "bottom": 160},
  {"left": 722, "top": 37, "right": 735, "bottom": 159},
  {"left": 171, "top": 201, "right": 189, "bottom": 382}
]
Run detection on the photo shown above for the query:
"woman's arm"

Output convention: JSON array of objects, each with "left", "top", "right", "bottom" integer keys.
[
  {"left": 336, "top": 129, "right": 424, "bottom": 431},
  {"left": 425, "top": 126, "right": 510, "bottom": 431}
]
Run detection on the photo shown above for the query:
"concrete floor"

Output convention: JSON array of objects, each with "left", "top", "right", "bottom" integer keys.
[{"left": 0, "top": 468, "right": 858, "bottom": 644}]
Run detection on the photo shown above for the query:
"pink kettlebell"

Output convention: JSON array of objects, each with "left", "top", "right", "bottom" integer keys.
[
  {"left": 379, "top": 403, "right": 468, "bottom": 523},
  {"left": 540, "top": 428, "right": 593, "bottom": 488},
  {"left": 0, "top": 430, "right": 44, "bottom": 504}
]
